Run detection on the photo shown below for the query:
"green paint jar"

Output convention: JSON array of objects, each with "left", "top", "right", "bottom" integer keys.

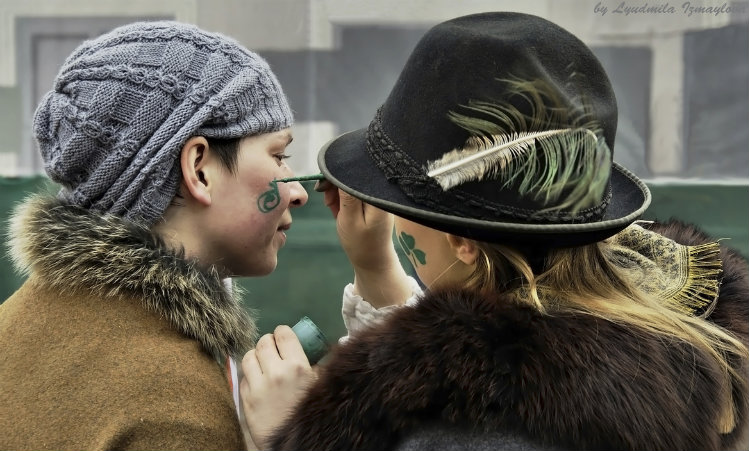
[{"left": 291, "top": 316, "right": 330, "bottom": 365}]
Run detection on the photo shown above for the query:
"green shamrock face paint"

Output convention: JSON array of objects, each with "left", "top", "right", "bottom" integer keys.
[
  {"left": 257, "top": 181, "right": 281, "bottom": 213},
  {"left": 398, "top": 231, "right": 427, "bottom": 267}
]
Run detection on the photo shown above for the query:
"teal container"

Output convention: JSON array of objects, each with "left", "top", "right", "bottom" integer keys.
[{"left": 291, "top": 316, "right": 330, "bottom": 365}]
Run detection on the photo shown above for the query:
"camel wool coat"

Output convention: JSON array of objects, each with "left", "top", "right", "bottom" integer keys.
[{"left": 0, "top": 195, "right": 255, "bottom": 450}]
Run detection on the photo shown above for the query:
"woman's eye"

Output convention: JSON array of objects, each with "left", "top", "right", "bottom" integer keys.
[{"left": 274, "top": 153, "right": 291, "bottom": 163}]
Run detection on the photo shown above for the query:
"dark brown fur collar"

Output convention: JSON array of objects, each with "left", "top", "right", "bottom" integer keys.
[
  {"left": 7, "top": 194, "right": 256, "bottom": 358},
  {"left": 272, "top": 220, "right": 749, "bottom": 451}
]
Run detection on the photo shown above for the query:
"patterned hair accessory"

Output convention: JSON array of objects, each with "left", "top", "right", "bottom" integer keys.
[{"left": 609, "top": 221, "right": 722, "bottom": 317}]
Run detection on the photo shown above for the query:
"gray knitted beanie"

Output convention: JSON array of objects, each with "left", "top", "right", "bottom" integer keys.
[{"left": 33, "top": 21, "right": 293, "bottom": 225}]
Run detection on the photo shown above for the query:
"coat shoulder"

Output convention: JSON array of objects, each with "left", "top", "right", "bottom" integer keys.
[{"left": 0, "top": 279, "right": 245, "bottom": 451}]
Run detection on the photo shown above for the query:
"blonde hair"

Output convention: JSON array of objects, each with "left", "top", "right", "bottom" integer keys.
[
  {"left": 466, "top": 240, "right": 748, "bottom": 433},
  {"left": 449, "top": 78, "right": 747, "bottom": 431}
]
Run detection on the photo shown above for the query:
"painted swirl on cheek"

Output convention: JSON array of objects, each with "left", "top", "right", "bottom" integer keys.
[{"left": 257, "top": 181, "right": 281, "bottom": 213}]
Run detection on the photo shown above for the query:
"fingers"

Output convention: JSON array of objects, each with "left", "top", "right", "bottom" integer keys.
[
  {"left": 242, "top": 328, "right": 309, "bottom": 379},
  {"left": 241, "top": 349, "right": 263, "bottom": 382},
  {"left": 316, "top": 182, "right": 385, "bottom": 226},
  {"left": 313, "top": 179, "right": 333, "bottom": 192},
  {"left": 239, "top": 377, "right": 250, "bottom": 409},
  {"left": 253, "top": 333, "right": 279, "bottom": 374},
  {"left": 338, "top": 189, "right": 359, "bottom": 208},
  {"left": 332, "top": 189, "right": 379, "bottom": 231},
  {"left": 321, "top": 185, "right": 341, "bottom": 219},
  {"left": 314, "top": 179, "right": 343, "bottom": 219},
  {"left": 338, "top": 189, "right": 391, "bottom": 226},
  {"left": 273, "top": 325, "right": 308, "bottom": 363},
  {"left": 314, "top": 181, "right": 387, "bottom": 225},
  {"left": 337, "top": 190, "right": 367, "bottom": 227},
  {"left": 239, "top": 335, "right": 318, "bottom": 451}
]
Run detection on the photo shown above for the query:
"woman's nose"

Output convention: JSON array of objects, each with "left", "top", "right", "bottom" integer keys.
[{"left": 288, "top": 180, "right": 309, "bottom": 208}]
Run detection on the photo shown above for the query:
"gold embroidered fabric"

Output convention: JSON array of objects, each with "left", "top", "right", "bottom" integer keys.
[{"left": 608, "top": 222, "right": 722, "bottom": 317}]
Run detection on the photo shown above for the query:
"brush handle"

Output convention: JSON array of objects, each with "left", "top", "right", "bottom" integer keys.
[{"left": 276, "top": 173, "right": 325, "bottom": 183}]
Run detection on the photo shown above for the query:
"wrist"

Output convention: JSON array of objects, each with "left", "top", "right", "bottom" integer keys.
[{"left": 352, "top": 264, "right": 412, "bottom": 309}]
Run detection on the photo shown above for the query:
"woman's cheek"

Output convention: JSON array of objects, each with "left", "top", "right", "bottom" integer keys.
[{"left": 255, "top": 179, "right": 283, "bottom": 214}]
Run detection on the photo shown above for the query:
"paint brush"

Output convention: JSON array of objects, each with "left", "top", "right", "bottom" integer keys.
[{"left": 275, "top": 173, "right": 326, "bottom": 183}]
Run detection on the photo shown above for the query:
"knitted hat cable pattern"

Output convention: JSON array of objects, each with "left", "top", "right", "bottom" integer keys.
[{"left": 33, "top": 21, "right": 293, "bottom": 225}]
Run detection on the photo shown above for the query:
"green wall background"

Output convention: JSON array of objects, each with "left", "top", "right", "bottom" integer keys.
[{"left": 2, "top": 176, "right": 747, "bottom": 342}]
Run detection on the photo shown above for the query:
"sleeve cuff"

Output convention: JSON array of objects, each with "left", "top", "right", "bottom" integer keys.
[{"left": 339, "top": 276, "right": 423, "bottom": 344}]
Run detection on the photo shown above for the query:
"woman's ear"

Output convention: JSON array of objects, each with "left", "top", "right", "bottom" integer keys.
[
  {"left": 180, "top": 136, "right": 212, "bottom": 206},
  {"left": 445, "top": 234, "right": 480, "bottom": 265}
]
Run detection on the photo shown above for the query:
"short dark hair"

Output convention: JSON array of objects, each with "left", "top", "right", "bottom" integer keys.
[{"left": 206, "top": 137, "right": 241, "bottom": 175}]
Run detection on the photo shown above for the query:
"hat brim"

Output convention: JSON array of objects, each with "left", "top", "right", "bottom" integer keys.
[{"left": 318, "top": 129, "right": 652, "bottom": 247}]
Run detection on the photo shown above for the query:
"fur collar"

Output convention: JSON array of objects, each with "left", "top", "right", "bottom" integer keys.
[
  {"left": 273, "top": 247, "right": 749, "bottom": 451},
  {"left": 7, "top": 194, "right": 256, "bottom": 358}
]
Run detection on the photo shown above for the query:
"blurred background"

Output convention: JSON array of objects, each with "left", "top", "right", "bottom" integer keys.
[{"left": 1, "top": 0, "right": 747, "bottom": 341}]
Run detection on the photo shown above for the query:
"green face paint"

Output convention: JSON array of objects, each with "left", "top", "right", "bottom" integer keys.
[
  {"left": 398, "top": 231, "right": 427, "bottom": 267},
  {"left": 257, "top": 181, "right": 281, "bottom": 213}
]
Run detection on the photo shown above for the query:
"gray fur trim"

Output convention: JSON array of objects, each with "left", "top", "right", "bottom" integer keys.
[{"left": 7, "top": 194, "right": 256, "bottom": 358}]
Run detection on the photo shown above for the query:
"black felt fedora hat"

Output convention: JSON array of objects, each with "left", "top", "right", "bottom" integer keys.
[{"left": 319, "top": 12, "right": 650, "bottom": 247}]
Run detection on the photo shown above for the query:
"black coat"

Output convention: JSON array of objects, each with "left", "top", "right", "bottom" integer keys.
[{"left": 271, "top": 220, "right": 748, "bottom": 451}]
